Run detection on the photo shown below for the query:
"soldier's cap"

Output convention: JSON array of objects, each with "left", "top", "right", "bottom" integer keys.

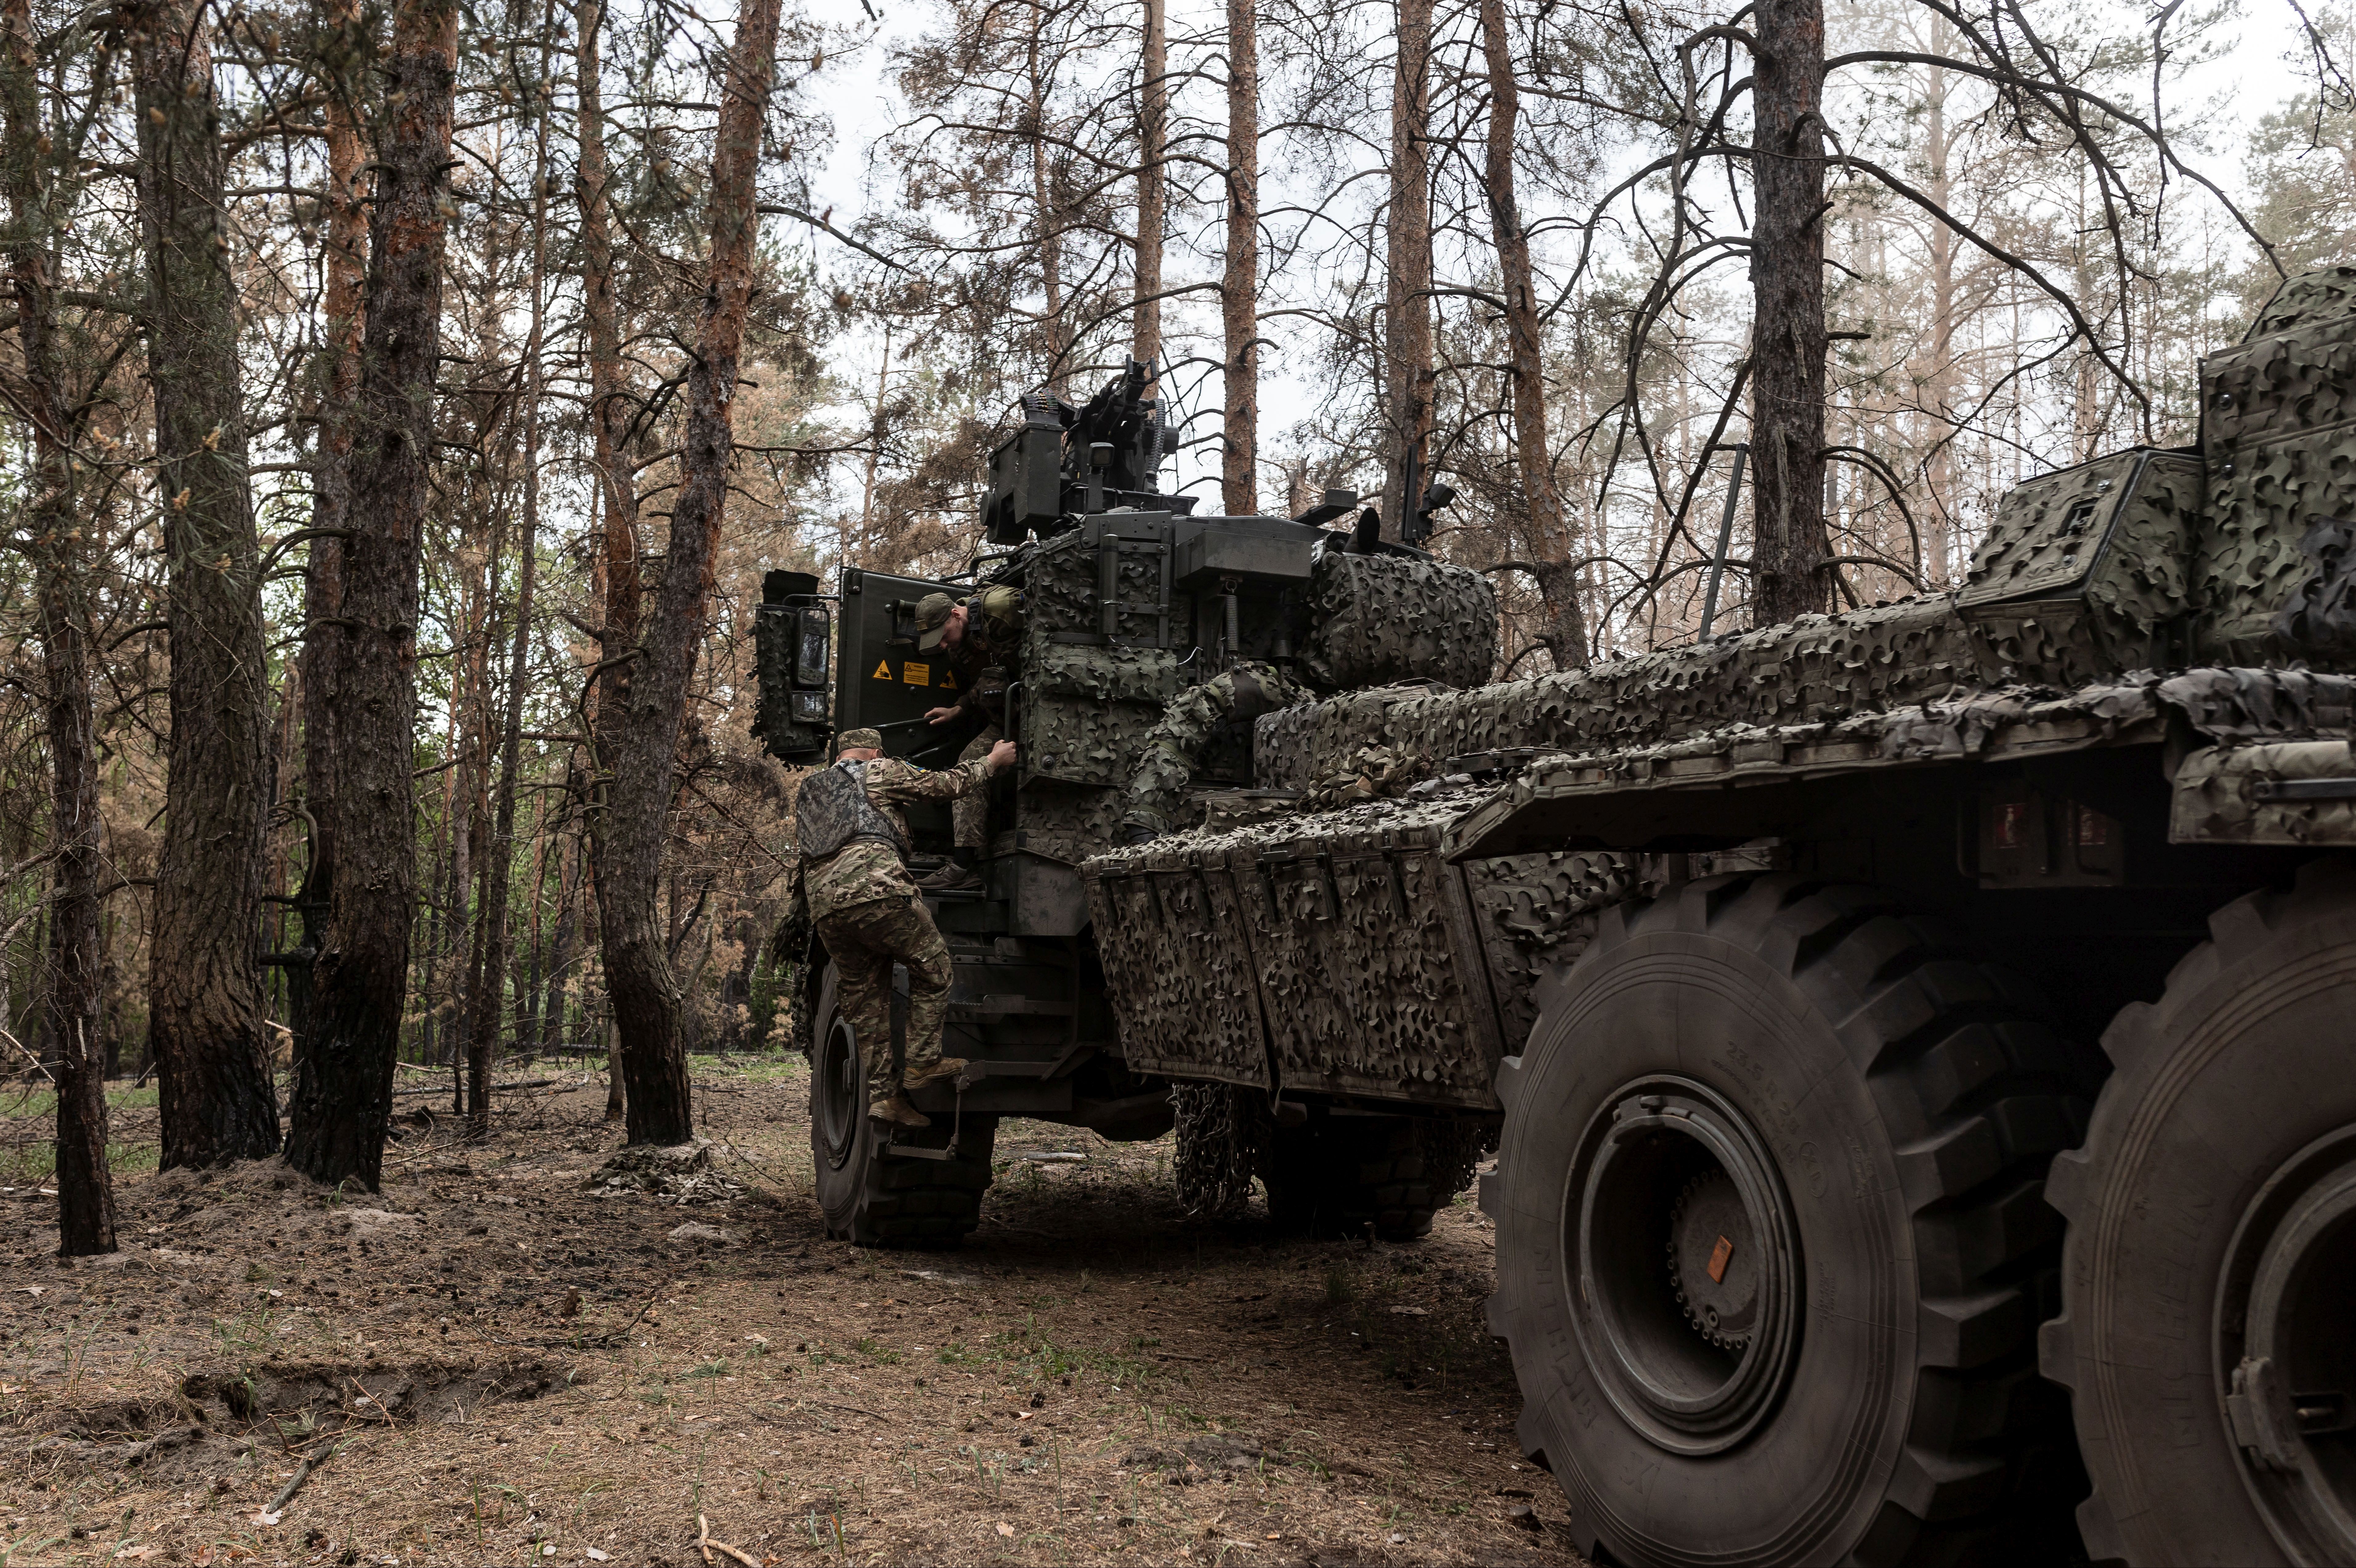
[
  {"left": 834, "top": 728, "right": 883, "bottom": 755},
  {"left": 913, "top": 592, "right": 963, "bottom": 651}
]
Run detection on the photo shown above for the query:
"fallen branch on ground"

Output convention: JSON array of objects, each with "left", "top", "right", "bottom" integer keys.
[{"left": 695, "top": 1513, "right": 763, "bottom": 1568}]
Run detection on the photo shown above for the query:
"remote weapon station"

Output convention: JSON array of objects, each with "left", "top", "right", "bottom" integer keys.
[{"left": 758, "top": 272, "right": 2356, "bottom": 1568}]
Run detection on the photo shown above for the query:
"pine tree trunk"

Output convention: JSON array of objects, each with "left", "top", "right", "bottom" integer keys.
[
  {"left": 457, "top": 501, "right": 500, "bottom": 1129},
  {"left": 132, "top": 0, "right": 281, "bottom": 1169},
  {"left": 1381, "top": 0, "right": 1434, "bottom": 534},
  {"left": 539, "top": 828, "right": 580, "bottom": 1053},
  {"left": 575, "top": 0, "right": 634, "bottom": 1127},
  {"left": 517, "top": 820, "right": 547, "bottom": 1054},
  {"left": 284, "top": 0, "right": 457, "bottom": 1190},
  {"left": 1748, "top": 0, "right": 1829, "bottom": 625},
  {"left": 1025, "top": 24, "right": 1065, "bottom": 390},
  {"left": 1922, "top": 35, "right": 1955, "bottom": 587},
  {"left": 591, "top": 0, "right": 780, "bottom": 1146},
  {"left": 1220, "top": 0, "right": 1258, "bottom": 516},
  {"left": 6, "top": 0, "right": 113, "bottom": 1255},
  {"left": 1133, "top": 0, "right": 1165, "bottom": 368},
  {"left": 464, "top": 96, "right": 551, "bottom": 1140},
  {"left": 294, "top": 0, "right": 367, "bottom": 1063},
  {"left": 1480, "top": 0, "right": 1585, "bottom": 668}
]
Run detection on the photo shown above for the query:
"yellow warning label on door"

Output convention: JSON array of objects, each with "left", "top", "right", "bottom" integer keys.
[
  {"left": 872, "top": 659, "right": 891, "bottom": 680},
  {"left": 902, "top": 661, "right": 931, "bottom": 685},
  {"left": 940, "top": 669, "right": 957, "bottom": 689}
]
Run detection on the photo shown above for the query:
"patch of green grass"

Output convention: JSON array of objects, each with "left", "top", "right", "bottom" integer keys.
[
  {"left": 851, "top": 1337, "right": 901, "bottom": 1364},
  {"left": 937, "top": 1318, "right": 1156, "bottom": 1387}
]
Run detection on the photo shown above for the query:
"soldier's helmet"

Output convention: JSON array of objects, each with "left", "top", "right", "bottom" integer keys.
[{"left": 913, "top": 593, "right": 960, "bottom": 651}]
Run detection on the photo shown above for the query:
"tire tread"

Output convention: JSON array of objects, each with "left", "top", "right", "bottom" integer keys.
[{"left": 1490, "top": 873, "right": 2093, "bottom": 1566}]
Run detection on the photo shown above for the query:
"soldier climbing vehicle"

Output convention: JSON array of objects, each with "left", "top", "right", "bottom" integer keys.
[{"left": 759, "top": 271, "right": 2356, "bottom": 1566}]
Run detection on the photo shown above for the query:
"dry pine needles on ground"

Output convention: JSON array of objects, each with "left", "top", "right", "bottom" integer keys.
[{"left": 2, "top": 1061, "right": 1580, "bottom": 1566}]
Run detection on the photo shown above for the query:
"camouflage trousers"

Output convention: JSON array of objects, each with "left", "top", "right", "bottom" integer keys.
[
  {"left": 952, "top": 723, "right": 1002, "bottom": 849},
  {"left": 814, "top": 894, "right": 954, "bottom": 1109}
]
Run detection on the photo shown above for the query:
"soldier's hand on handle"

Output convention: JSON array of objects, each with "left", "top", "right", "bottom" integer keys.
[
  {"left": 923, "top": 705, "right": 957, "bottom": 725},
  {"left": 986, "top": 739, "right": 1018, "bottom": 773}
]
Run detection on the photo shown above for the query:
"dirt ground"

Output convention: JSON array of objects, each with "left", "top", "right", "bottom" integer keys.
[{"left": 1, "top": 1061, "right": 1588, "bottom": 1567}]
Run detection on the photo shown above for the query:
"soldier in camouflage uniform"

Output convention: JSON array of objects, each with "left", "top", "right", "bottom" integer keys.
[
  {"left": 913, "top": 586, "right": 1025, "bottom": 890},
  {"left": 1119, "top": 660, "right": 1313, "bottom": 842},
  {"left": 801, "top": 726, "right": 1018, "bottom": 1128}
]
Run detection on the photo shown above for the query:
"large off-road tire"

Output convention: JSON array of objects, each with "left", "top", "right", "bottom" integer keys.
[
  {"left": 809, "top": 966, "right": 996, "bottom": 1247},
  {"left": 1483, "top": 875, "right": 2094, "bottom": 1567},
  {"left": 1265, "top": 1112, "right": 1489, "bottom": 1241},
  {"left": 2040, "top": 858, "right": 2356, "bottom": 1566}
]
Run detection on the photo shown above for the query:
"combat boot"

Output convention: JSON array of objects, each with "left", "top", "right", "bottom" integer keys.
[
  {"left": 903, "top": 1056, "right": 970, "bottom": 1090},
  {"left": 914, "top": 860, "right": 982, "bottom": 891},
  {"left": 868, "top": 1094, "right": 930, "bottom": 1130}
]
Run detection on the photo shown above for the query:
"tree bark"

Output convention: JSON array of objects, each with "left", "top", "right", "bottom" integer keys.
[
  {"left": 591, "top": 0, "right": 780, "bottom": 1146},
  {"left": 538, "top": 825, "right": 581, "bottom": 1052},
  {"left": 294, "top": 0, "right": 368, "bottom": 1062},
  {"left": 1133, "top": 0, "right": 1165, "bottom": 369},
  {"left": 1480, "top": 0, "right": 1585, "bottom": 668},
  {"left": 1381, "top": 0, "right": 1434, "bottom": 535},
  {"left": 465, "top": 77, "right": 552, "bottom": 1140},
  {"left": 575, "top": 0, "right": 634, "bottom": 1127},
  {"left": 1025, "top": 21, "right": 1065, "bottom": 391},
  {"left": 1220, "top": 0, "right": 1257, "bottom": 515},
  {"left": 1748, "top": 0, "right": 1829, "bottom": 625},
  {"left": 284, "top": 0, "right": 457, "bottom": 1190},
  {"left": 1920, "top": 24, "right": 1956, "bottom": 586},
  {"left": 132, "top": 0, "right": 281, "bottom": 1169},
  {"left": 6, "top": 0, "right": 112, "bottom": 1255}
]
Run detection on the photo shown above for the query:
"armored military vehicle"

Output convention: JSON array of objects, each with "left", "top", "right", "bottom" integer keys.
[{"left": 761, "top": 271, "right": 2356, "bottom": 1566}]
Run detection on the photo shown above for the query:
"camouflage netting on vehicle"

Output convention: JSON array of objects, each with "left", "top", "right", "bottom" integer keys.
[
  {"left": 1016, "top": 535, "right": 1185, "bottom": 813},
  {"left": 1022, "top": 699, "right": 1166, "bottom": 793},
  {"left": 2170, "top": 739, "right": 2356, "bottom": 845},
  {"left": 1171, "top": 1081, "right": 1275, "bottom": 1218},
  {"left": 1257, "top": 596, "right": 1987, "bottom": 790},
  {"left": 1958, "top": 448, "right": 2200, "bottom": 680},
  {"left": 1021, "top": 646, "right": 1177, "bottom": 792},
  {"left": 2196, "top": 280, "right": 2356, "bottom": 664},
  {"left": 1459, "top": 851, "right": 1645, "bottom": 1048},
  {"left": 1027, "top": 644, "right": 1180, "bottom": 705},
  {"left": 2271, "top": 517, "right": 2356, "bottom": 657},
  {"left": 1300, "top": 549, "right": 1498, "bottom": 691},
  {"left": 1009, "top": 778, "right": 1129, "bottom": 865},
  {"left": 2244, "top": 265, "right": 2356, "bottom": 340},
  {"left": 1022, "top": 520, "right": 1175, "bottom": 649},
  {"left": 1087, "top": 785, "right": 1508, "bottom": 1108},
  {"left": 2155, "top": 666, "right": 2356, "bottom": 737}
]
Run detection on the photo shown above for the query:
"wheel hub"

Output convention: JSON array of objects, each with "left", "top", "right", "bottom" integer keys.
[
  {"left": 1565, "top": 1076, "right": 1802, "bottom": 1456},
  {"left": 2218, "top": 1123, "right": 2356, "bottom": 1558},
  {"left": 1669, "top": 1170, "right": 1759, "bottom": 1351},
  {"left": 817, "top": 1011, "right": 864, "bottom": 1173}
]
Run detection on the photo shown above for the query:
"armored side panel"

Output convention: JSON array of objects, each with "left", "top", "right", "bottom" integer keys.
[
  {"left": 1091, "top": 855, "right": 1272, "bottom": 1089},
  {"left": 1019, "top": 521, "right": 1179, "bottom": 795},
  {"left": 1957, "top": 447, "right": 2201, "bottom": 682},
  {"left": 998, "top": 521, "right": 1184, "bottom": 932},
  {"left": 2196, "top": 266, "right": 2356, "bottom": 664},
  {"left": 1087, "top": 789, "right": 1506, "bottom": 1109},
  {"left": 1257, "top": 595, "right": 1985, "bottom": 792},
  {"left": 1301, "top": 549, "right": 1500, "bottom": 691},
  {"left": 1457, "top": 851, "right": 1642, "bottom": 1050}
]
